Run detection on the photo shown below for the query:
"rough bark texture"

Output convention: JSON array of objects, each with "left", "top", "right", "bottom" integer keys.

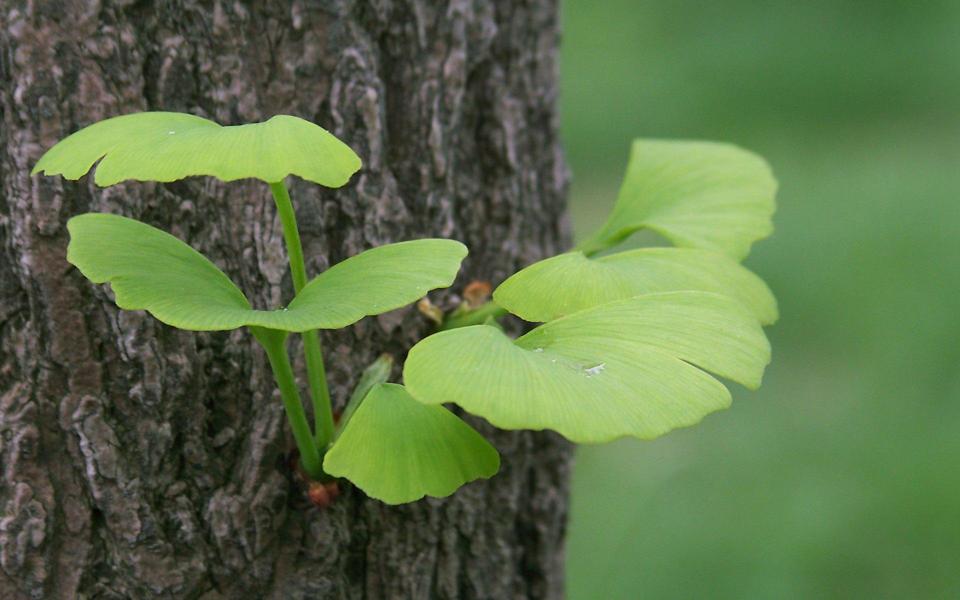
[{"left": 0, "top": 1, "right": 571, "bottom": 598}]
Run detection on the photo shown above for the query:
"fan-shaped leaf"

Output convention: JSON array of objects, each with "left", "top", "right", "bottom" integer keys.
[
  {"left": 404, "top": 292, "right": 770, "bottom": 444},
  {"left": 281, "top": 238, "right": 467, "bottom": 330},
  {"left": 33, "top": 112, "right": 361, "bottom": 187},
  {"left": 67, "top": 213, "right": 465, "bottom": 332},
  {"left": 494, "top": 248, "right": 778, "bottom": 325},
  {"left": 68, "top": 213, "right": 252, "bottom": 330},
  {"left": 576, "top": 140, "right": 777, "bottom": 259},
  {"left": 323, "top": 383, "right": 500, "bottom": 504}
]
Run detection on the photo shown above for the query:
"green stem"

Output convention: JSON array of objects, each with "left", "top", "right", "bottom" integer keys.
[
  {"left": 301, "top": 333, "right": 333, "bottom": 446},
  {"left": 253, "top": 328, "right": 323, "bottom": 479},
  {"left": 269, "top": 181, "right": 335, "bottom": 450},
  {"left": 440, "top": 301, "right": 508, "bottom": 330},
  {"left": 269, "top": 182, "right": 309, "bottom": 291}
]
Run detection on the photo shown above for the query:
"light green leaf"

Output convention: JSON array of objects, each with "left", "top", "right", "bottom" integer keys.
[
  {"left": 576, "top": 140, "right": 777, "bottom": 259},
  {"left": 494, "top": 248, "right": 778, "bottom": 325},
  {"left": 33, "top": 112, "right": 361, "bottom": 187},
  {"left": 281, "top": 237, "right": 467, "bottom": 330},
  {"left": 404, "top": 292, "right": 770, "bottom": 444},
  {"left": 323, "top": 383, "right": 500, "bottom": 504},
  {"left": 68, "top": 213, "right": 253, "bottom": 330},
  {"left": 67, "top": 213, "right": 465, "bottom": 332}
]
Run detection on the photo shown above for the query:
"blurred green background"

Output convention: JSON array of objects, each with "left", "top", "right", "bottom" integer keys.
[{"left": 559, "top": 1, "right": 960, "bottom": 598}]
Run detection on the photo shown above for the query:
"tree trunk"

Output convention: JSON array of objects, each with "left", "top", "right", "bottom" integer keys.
[{"left": 0, "top": 1, "right": 571, "bottom": 598}]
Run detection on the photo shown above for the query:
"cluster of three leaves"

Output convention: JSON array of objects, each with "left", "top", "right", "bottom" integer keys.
[
  {"left": 403, "top": 139, "right": 778, "bottom": 445},
  {"left": 66, "top": 212, "right": 496, "bottom": 502}
]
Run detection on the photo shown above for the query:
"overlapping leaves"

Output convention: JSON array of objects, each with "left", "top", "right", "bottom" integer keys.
[
  {"left": 404, "top": 138, "right": 777, "bottom": 444},
  {"left": 52, "top": 125, "right": 779, "bottom": 504},
  {"left": 494, "top": 140, "right": 777, "bottom": 329},
  {"left": 405, "top": 293, "right": 770, "bottom": 443},
  {"left": 494, "top": 248, "right": 778, "bottom": 325},
  {"left": 32, "top": 112, "right": 361, "bottom": 187},
  {"left": 68, "top": 213, "right": 466, "bottom": 332}
]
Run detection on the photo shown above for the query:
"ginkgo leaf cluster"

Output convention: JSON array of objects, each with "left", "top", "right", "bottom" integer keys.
[{"left": 35, "top": 112, "right": 777, "bottom": 505}]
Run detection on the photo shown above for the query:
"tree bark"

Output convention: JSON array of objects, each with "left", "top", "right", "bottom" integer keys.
[{"left": 0, "top": 1, "right": 571, "bottom": 598}]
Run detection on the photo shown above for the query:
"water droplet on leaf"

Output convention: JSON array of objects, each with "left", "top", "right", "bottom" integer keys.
[{"left": 584, "top": 363, "right": 606, "bottom": 377}]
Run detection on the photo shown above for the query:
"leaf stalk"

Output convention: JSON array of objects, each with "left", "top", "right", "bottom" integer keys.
[
  {"left": 253, "top": 328, "right": 323, "bottom": 479},
  {"left": 269, "top": 181, "right": 336, "bottom": 450}
]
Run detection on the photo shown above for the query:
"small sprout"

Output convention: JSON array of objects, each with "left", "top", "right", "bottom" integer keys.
[
  {"left": 438, "top": 297, "right": 508, "bottom": 331},
  {"left": 417, "top": 297, "right": 444, "bottom": 325},
  {"left": 307, "top": 481, "right": 341, "bottom": 508},
  {"left": 462, "top": 280, "right": 492, "bottom": 308},
  {"left": 288, "top": 450, "right": 342, "bottom": 507}
]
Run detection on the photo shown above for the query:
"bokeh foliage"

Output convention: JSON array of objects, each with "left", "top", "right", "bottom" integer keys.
[{"left": 562, "top": 0, "right": 960, "bottom": 598}]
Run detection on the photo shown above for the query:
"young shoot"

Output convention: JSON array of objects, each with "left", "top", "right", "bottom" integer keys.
[{"left": 35, "top": 113, "right": 777, "bottom": 506}]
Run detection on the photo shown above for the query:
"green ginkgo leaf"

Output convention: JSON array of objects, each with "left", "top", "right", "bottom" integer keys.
[
  {"left": 67, "top": 213, "right": 466, "bottom": 332},
  {"left": 404, "top": 292, "right": 770, "bottom": 444},
  {"left": 575, "top": 140, "right": 777, "bottom": 259},
  {"left": 32, "top": 112, "right": 361, "bottom": 187},
  {"left": 493, "top": 248, "right": 778, "bottom": 325},
  {"left": 323, "top": 383, "right": 500, "bottom": 504}
]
